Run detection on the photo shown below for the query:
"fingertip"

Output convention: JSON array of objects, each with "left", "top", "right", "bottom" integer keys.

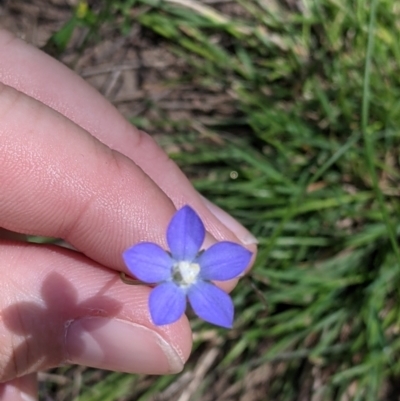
[
  {"left": 0, "top": 243, "right": 193, "bottom": 378},
  {"left": 65, "top": 317, "right": 190, "bottom": 374},
  {"left": 200, "top": 196, "right": 258, "bottom": 246}
]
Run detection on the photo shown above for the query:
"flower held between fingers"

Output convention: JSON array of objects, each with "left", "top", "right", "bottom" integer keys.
[{"left": 123, "top": 205, "right": 252, "bottom": 328}]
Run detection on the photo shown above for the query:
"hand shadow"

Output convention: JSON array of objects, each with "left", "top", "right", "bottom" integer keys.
[{"left": 1, "top": 269, "right": 122, "bottom": 387}]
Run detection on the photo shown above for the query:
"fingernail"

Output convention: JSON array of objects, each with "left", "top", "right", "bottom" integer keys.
[
  {"left": 2, "top": 389, "right": 36, "bottom": 401},
  {"left": 0, "top": 376, "right": 37, "bottom": 401},
  {"left": 65, "top": 318, "right": 184, "bottom": 374},
  {"left": 20, "top": 392, "right": 36, "bottom": 401},
  {"left": 201, "top": 196, "right": 258, "bottom": 245}
]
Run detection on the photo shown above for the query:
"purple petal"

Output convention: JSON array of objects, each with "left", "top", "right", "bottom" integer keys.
[
  {"left": 188, "top": 281, "right": 234, "bottom": 328},
  {"left": 149, "top": 282, "right": 186, "bottom": 325},
  {"left": 167, "top": 206, "right": 205, "bottom": 261},
  {"left": 123, "top": 243, "right": 172, "bottom": 283},
  {"left": 198, "top": 241, "right": 252, "bottom": 281}
]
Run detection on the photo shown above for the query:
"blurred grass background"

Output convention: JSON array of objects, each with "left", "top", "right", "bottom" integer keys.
[{"left": 3, "top": 0, "right": 400, "bottom": 399}]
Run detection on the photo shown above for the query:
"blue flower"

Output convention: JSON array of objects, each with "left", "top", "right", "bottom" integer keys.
[{"left": 123, "top": 205, "right": 252, "bottom": 328}]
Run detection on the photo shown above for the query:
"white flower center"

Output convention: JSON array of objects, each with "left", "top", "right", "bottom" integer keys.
[{"left": 172, "top": 261, "right": 200, "bottom": 287}]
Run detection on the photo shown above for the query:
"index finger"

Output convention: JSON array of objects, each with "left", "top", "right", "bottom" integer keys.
[
  {"left": 0, "top": 82, "right": 175, "bottom": 270},
  {"left": 0, "top": 29, "right": 258, "bottom": 249}
]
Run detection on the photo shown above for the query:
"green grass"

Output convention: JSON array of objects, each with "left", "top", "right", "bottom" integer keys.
[{"left": 44, "top": 0, "right": 400, "bottom": 399}]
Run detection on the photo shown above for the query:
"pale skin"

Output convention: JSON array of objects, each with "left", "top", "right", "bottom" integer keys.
[{"left": 0, "top": 29, "right": 257, "bottom": 400}]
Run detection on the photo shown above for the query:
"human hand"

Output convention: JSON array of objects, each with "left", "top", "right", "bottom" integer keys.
[{"left": 0, "top": 29, "right": 257, "bottom": 400}]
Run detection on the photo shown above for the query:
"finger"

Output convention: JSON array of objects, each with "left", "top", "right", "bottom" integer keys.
[
  {"left": 0, "top": 83, "right": 253, "bottom": 293},
  {"left": 0, "top": 374, "right": 37, "bottom": 401},
  {"left": 0, "top": 241, "right": 191, "bottom": 382},
  {"left": 0, "top": 82, "right": 176, "bottom": 270},
  {"left": 0, "top": 29, "right": 258, "bottom": 249}
]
